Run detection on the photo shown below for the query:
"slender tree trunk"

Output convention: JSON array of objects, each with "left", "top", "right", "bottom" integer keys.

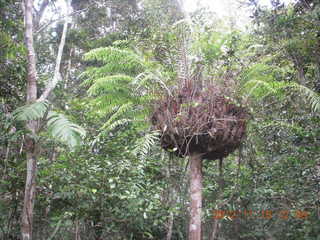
[
  {"left": 38, "top": 0, "right": 70, "bottom": 102},
  {"left": 209, "top": 159, "right": 224, "bottom": 240},
  {"left": 21, "top": 1, "right": 70, "bottom": 239},
  {"left": 165, "top": 152, "right": 174, "bottom": 240},
  {"left": 21, "top": 1, "right": 38, "bottom": 239},
  {"left": 75, "top": 220, "right": 81, "bottom": 240},
  {"left": 166, "top": 211, "right": 174, "bottom": 240},
  {"left": 189, "top": 154, "right": 203, "bottom": 240}
]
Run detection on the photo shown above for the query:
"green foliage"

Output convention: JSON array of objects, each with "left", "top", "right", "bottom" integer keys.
[
  {"left": 46, "top": 111, "right": 86, "bottom": 148},
  {"left": 87, "top": 75, "right": 133, "bottom": 96},
  {"left": 99, "top": 103, "right": 133, "bottom": 131},
  {"left": 83, "top": 47, "right": 146, "bottom": 77},
  {"left": 12, "top": 101, "right": 85, "bottom": 148},
  {"left": 2, "top": 0, "right": 320, "bottom": 239},
  {"left": 13, "top": 100, "right": 49, "bottom": 121},
  {"left": 81, "top": 45, "right": 160, "bottom": 141},
  {"left": 132, "top": 131, "right": 161, "bottom": 158},
  {"left": 241, "top": 63, "right": 320, "bottom": 113},
  {"left": 291, "top": 83, "right": 320, "bottom": 113},
  {"left": 193, "top": 30, "right": 229, "bottom": 63}
]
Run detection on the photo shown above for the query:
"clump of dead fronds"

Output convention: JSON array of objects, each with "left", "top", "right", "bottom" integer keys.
[{"left": 151, "top": 81, "right": 247, "bottom": 160}]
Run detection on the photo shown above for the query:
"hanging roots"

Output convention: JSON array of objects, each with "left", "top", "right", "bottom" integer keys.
[{"left": 151, "top": 82, "right": 248, "bottom": 160}]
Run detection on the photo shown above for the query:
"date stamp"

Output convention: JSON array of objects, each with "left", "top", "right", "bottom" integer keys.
[{"left": 212, "top": 209, "right": 310, "bottom": 220}]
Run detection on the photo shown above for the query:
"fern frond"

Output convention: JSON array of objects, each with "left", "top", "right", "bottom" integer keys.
[
  {"left": 47, "top": 111, "right": 86, "bottom": 148},
  {"left": 100, "top": 118, "right": 131, "bottom": 132},
  {"left": 243, "top": 78, "right": 320, "bottom": 113},
  {"left": 242, "top": 79, "right": 276, "bottom": 100},
  {"left": 100, "top": 103, "right": 133, "bottom": 131},
  {"left": 241, "top": 63, "right": 273, "bottom": 82},
  {"left": 90, "top": 93, "right": 134, "bottom": 112},
  {"left": 132, "top": 131, "right": 160, "bottom": 157},
  {"left": 133, "top": 70, "right": 172, "bottom": 96},
  {"left": 291, "top": 83, "right": 320, "bottom": 112},
  {"left": 13, "top": 100, "right": 49, "bottom": 121},
  {"left": 87, "top": 75, "right": 133, "bottom": 96},
  {"left": 83, "top": 47, "right": 145, "bottom": 76}
]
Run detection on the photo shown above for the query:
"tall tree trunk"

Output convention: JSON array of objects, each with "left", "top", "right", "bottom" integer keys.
[
  {"left": 209, "top": 159, "right": 224, "bottom": 240},
  {"left": 75, "top": 220, "right": 81, "bottom": 240},
  {"left": 21, "top": 0, "right": 38, "bottom": 239},
  {"left": 189, "top": 154, "right": 203, "bottom": 240},
  {"left": 166, "top": 211, "right": 174, "bottom": 240},
  {"left": 21, "top": 1, "right": 70, "bottom": 239},
  {"left": 165, "top": 152, "right": 174, "bottom": 240}
]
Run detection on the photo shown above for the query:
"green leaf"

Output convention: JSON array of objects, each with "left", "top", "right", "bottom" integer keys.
[
  {"left": 46, "top": 111, "right": 86, "bottom": 148},
  {"left": 13, "top": 100, "right": 49, "bottom": 121},
  {"left": 291, "top": 83, "right": 320, "bottom": 113},
  {"left": 132, "top": 131, "right": 160, "bottom": 158},
  {"left": 87, "top": 75, "right": 133, "bottom": 96}
]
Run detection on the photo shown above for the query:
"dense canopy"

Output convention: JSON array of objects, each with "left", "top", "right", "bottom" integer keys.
[{"left": 0, "top": 0, "right": 319, "bottom": 239}]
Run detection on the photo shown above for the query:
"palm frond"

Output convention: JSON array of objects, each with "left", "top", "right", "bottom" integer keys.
[
  {"left": 47, "top": 111, "right": 86, "bottom": 148},
  {"left": 13, "top": 100, "right": 49, "bottom": 121}
]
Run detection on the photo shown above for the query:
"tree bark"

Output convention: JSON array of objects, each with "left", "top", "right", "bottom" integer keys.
[
  {"left": 38, "top": 0, "right": 70, "bottom": 102},
  {"left": 209, "top": 159, "right": 224, "bottom": 240},
  {"left": 21, "top": 1, "right": 38, "bottom": 239},
  {"left": 189, "top": 154, "right": 203, "bottom": 240},
  {"left": 75, "top": 220, "right": 81, "bottom": 240},
  {"left": 21, "top": 1, "right": 70, "bottom": 239}
]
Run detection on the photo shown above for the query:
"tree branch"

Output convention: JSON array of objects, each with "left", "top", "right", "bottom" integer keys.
[
  {"left": 38, "top": 0, "right": 70, "bottom": 102},
  {"left": 34, "top": 0, "right": 50, "bottom": 31}
]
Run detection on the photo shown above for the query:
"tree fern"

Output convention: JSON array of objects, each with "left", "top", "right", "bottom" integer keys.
[
  {"left": 81, "top": 45, "right": 174, "bottom": 154},
  {"left": 100, "top": 118, "right": 132, "bottom": 133},
  {"left": 242, "top": 79, "right": 287, "bottom": 100},
  {"left": 81, "top": 46, "right": 162, "bottom": 135}
]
